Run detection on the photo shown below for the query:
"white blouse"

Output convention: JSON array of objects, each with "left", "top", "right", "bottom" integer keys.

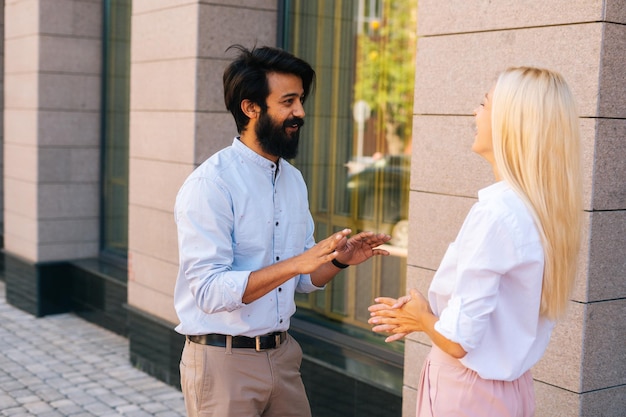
[{"left": 429, "top": 181, "right": 554, "bottom": 381}]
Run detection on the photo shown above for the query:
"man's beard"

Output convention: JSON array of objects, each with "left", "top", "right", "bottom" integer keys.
[{"left": 255, "top": 110, "right": 304, "bottom": 160}]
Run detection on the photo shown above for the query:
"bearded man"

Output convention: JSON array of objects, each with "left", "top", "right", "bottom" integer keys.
[{"left": 173, "top": 45, "right": 391, "bottom": 417}]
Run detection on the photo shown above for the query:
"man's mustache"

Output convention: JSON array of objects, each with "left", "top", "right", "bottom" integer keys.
[{"left": 283, "top": 118, "right": 304, "bottom": 128}]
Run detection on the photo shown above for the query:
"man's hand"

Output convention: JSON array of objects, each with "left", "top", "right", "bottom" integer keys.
[{"left": 334, "top": 231, "right": 391, "bottom": 265}]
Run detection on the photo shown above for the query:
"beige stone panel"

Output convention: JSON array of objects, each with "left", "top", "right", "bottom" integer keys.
[
  {"left": 39, "top": 0, "right": 102, "bottom": 38},
  {"left": 129, "top": 251, "right": 178, "bottom": 295},
  {"left": 35, "top": 148, "right": 82, "bottom": 183},
  {"left": 591, "top": 118, "right": 626, "bottom": 210},
  {"left": 128, "top": 205, "right": 178, "bottom": 263},
  {"left": 4, "top": 35, "right": 37, "bottom": 73},
  {"left": 132, "top": 0, "right": 198, "bottom": 15},
  {"left": 588, "top": 210, "right": 626, "bottom": 300},
  {"left": 4, "top": 177, "right": 37, "bottom": 218},
  {"left": 4, "top": 143, "right": 37, "bottom": 182},
  {"left": 402, "top": 339, "right": 430, "bottom": 391},
  {"left": 38, "top": 110, "right": 100, "bottom": 146},
  {"left": 128, "top": 158, "right": 191, "bottom": 212},
  {"left": 598, "top": 23, "right": 626, "bottom": 119},
  {"left": 67, "top": 147, "right": 100, "bottom": 182},
  {"left": 417, "top": 0, "right": 603, "bottom": 37},
  {"left": 4, "top": 72, "right": 38, "bottom": 109},
  {"left": 39, "top": 36, "right": 101, "bottom": 74},
  {"left": 3, "top": 109, "right": 37, "bottom": 146},
  {"left": 581, "top": 299, "right": 626, "bottom": 391},
  {"left": 38, "top": 241, "right": 99, "bottom": 262},
  {"left": 133, "top": 0, "right": 277, "bottom": 15},
  {"left": 3, "top": 233, "right": 37, "bottom": 262},
  {"left": 406, "top": 265, "right": 432, "bottom": 300},
  {"left": 131, "top": 3, "right": 198, "bottom": 63},
  {"left": 194, "top": 112, "right": 237, "bottom": 164},
  {"left": 129, "top": 110, "right": 195, "bottom": 163},
  {"left": 4, "top": 211, "right": 37, "bottom": 247},
  {"left": 534, "top": 380, "right": 579, "bottom": 417},
  {"left": 581, "top": 384, "right": 626, "bottom": 417},
  {"left": 533, "top": 301, "right": 584, "bottom": 392},
  {"left": 413, "top": 24, "right": 602, "bottom": 118},
  {"left": 201, "top": 0, "right": 276, "bottom": 7},
  {"left": 605, "top": 0, "right": 626, "bottom": 24},
  {"left": 197, "top": 4, "right": 277, "bottom": 57},
  {"left": 408, "top": 192, "right": 475, "bottom": 270},
  {"left": 38, "top": 183, "right": 99, "bottom": 219},
  {"left": 38, "top": 218, "right": 99, "bottom": 244},
  {"left": 130, "top": 59, "right": 197, "bottom": 111},
  {"left": 571, "top": 212, "right": 590, "bottom": 303},
  {"left": 128, "top": 280, "right": 178, "bottom": 325},
  {"left": 579, "top": 118, "right": 596, "bottom": 211},
  {"left": 401, "top": 385, "right": 417, "bottom": 417},
  {"left": 195, "top": 59, "right": 230, "bottom": 112},
  {"left": 39, "top": 73, "right": 100, "bottom": 111},
  {"left": 4, "top": 0, "right": 38, "bottom": 39},
  {"left": 410, "top": 115, "right": 494, "bottom": 197}
]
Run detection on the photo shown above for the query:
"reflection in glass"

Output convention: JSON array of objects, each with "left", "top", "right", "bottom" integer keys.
[{"left": 282, "top": 0, "right": 417, "bottom": 330}]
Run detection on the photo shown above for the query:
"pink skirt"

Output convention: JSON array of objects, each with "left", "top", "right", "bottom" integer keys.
[{"left": 416, "top": 345, "right": 535, "bottom": 417}]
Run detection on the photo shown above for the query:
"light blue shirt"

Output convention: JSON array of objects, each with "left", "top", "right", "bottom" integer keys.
[
  {"left": 174, "top": 138, "right": 320, "bottom": 337},
  {"left": 430, "top": 181, "right": 553, "bottom": 381}
]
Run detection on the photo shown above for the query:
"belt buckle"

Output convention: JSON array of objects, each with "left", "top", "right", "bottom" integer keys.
[
  {"left": 255, "top": 336, "right": 264, "bottom": 352},
  {"left": 254, "top": 333, "right": 282, "bottom": 351}
]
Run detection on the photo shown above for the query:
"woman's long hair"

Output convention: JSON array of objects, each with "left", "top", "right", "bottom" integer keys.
[{"left": 491, "top": 67, "right": 583, "bottom": 320}]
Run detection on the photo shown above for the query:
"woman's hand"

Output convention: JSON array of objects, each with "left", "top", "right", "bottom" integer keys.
[{"left": 368, "top": 289, "right": 432, "bottom": 342}]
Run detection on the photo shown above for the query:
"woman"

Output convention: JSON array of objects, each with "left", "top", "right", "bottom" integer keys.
[{"left": 368, "top": 67, "right": 583, "bottom": 416}]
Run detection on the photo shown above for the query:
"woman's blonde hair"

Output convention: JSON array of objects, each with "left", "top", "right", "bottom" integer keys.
[{"left": 491, "top": 67, "right": 583, "bottom": 320}]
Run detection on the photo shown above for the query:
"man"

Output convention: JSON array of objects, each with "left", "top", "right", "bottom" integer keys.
[{"left": 174, "top": 44, "right": 391, "bottom": 417}]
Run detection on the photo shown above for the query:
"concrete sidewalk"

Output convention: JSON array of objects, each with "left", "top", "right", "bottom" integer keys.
[{"left": 0, "top": 281, "right": 186, "bottom": 417}]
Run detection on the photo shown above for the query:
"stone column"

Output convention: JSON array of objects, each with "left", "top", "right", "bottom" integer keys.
[
  {"left": 0, "top": 0, "right": 4, "bottom": 240},
  {"left": 3, "top": 0, "right": 102, "bottom": 315},
  {"left": 405, "top": 1, "right": 625, "bottom": 416},
  {"left": 127, "top": 0, "right": 278, "bottom": 384}
]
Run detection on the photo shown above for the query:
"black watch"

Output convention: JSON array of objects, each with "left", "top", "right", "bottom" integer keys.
[{"left": 331, "top": 259, "right": 349, "bottom": 269}]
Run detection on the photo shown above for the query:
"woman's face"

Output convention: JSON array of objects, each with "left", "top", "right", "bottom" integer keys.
[{"left": 472, "top": 85, "right": 495, "bottom": 163}]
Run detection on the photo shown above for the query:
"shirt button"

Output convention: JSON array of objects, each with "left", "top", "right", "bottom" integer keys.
[
  {"left": 275, "top": 222, "right": 279, "bottom": 226},
  {"left": 276, "top": 256, "right": 280, "bottom": 261},
  {"left": 279, "top": 319, "right": 283, "bottom": 323},
  {"left": 278, "top": 287, "right": 282, "bottom": 292}
]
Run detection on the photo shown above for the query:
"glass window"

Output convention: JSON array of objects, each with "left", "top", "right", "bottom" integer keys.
[
  {"left": 101, "top": 0, "right": 131, "bottom": 260},
  {"left": 282, "top": 0, "right": 417, "bottom": 331}
]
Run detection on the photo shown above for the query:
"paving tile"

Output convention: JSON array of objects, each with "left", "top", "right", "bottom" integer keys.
[{"left": 0, "top": 282, "right": 185, "bottom": 416}]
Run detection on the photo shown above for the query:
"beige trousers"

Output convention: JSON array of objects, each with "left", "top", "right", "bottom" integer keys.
[{"left": 180, "top": 333, "right": 312, "bottom": 417}]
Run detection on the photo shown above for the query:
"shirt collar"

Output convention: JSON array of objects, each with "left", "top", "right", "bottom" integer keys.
[
  {"left": 232, "top": 137, "right": 280, "bottom": 174},
  {"left": 477, "top": 181, "right": 509, "bottom": 202}
]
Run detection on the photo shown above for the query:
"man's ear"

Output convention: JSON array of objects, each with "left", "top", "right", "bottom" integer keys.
[{"left": 241, "top": 99, "right": 260, "bottom": 119}]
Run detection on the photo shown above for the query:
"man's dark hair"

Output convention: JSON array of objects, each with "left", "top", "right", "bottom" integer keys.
[{"left": 223, "top": 44, "right": 316, "bottom": 133}]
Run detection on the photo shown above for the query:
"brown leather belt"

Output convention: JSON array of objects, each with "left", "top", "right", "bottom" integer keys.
[{"left": 187, "top": 332, "right": 287, "bottom": 351}]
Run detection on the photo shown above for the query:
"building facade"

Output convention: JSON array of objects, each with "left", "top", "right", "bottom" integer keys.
[{"left": 1, "top": 1, "right": 625, "bottom": 416}]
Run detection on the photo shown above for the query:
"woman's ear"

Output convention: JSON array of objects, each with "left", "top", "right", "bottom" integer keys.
[{"left": 241, "top": 99, "right": 260, "bottom": 119}]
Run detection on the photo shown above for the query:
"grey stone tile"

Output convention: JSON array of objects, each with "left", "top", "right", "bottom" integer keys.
[{"left": 0, "top": 281, "right": 185, "bottom": 416}]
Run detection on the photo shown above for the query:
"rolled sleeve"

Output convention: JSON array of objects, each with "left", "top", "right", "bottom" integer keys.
[
  {"left": 434, "top": 205, "right": 518, "bottom": 352},
  {"left": 176, "top": 177, "right": 249, "bottom": 313}
]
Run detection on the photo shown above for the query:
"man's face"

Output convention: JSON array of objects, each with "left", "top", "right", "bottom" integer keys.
[
  {"left": 255, "top": 72, "right": 306, "bottom": 160},
  {"left": 255, "top": 108, "right": 304, "bottom": 160}
]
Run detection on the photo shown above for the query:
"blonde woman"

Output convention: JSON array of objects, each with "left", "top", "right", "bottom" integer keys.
[{"left": 368, "top": 67, "right": 583, "bottom": 416}]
